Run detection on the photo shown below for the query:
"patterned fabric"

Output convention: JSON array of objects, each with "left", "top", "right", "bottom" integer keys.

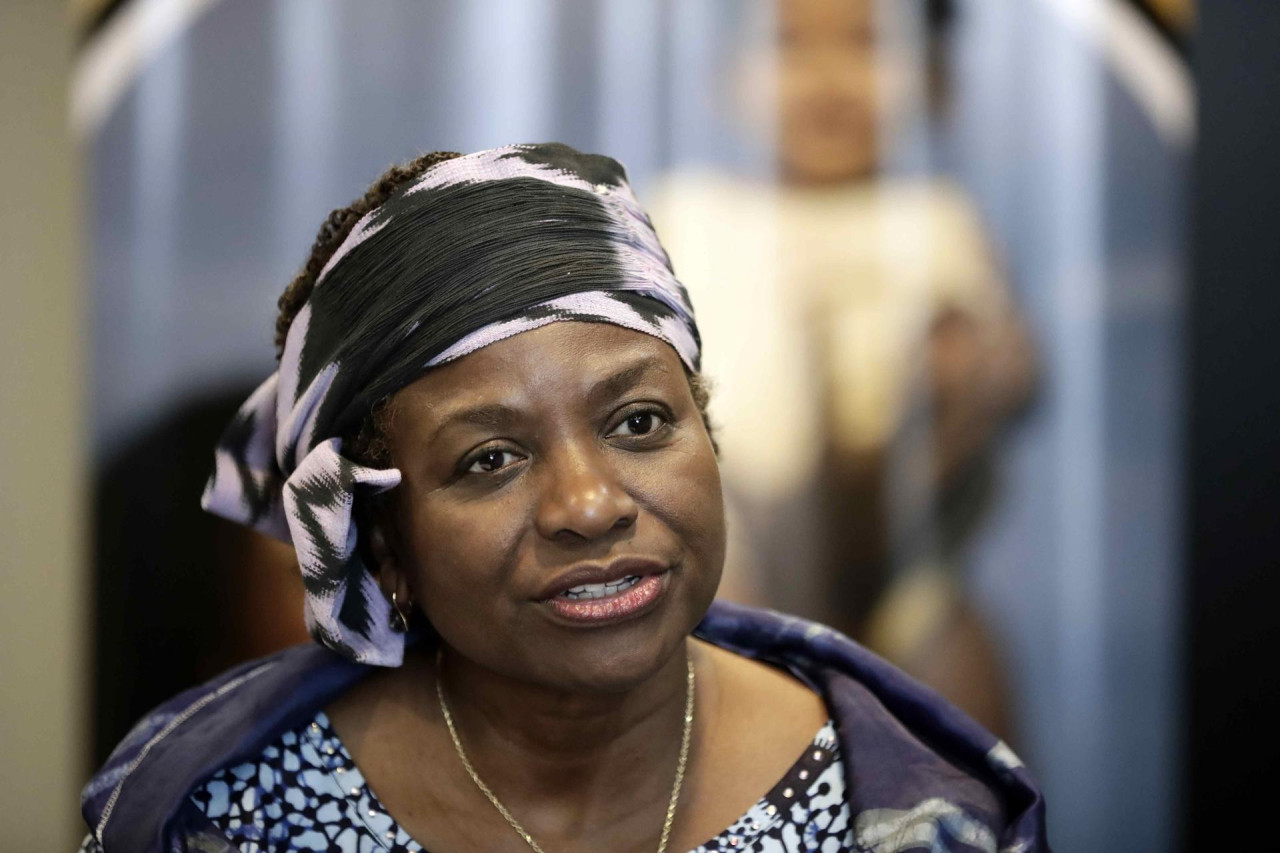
[
  {"left": 189, "top": 713, "right": 414, "bottom": 852},
  {"left": 78, "top": 602, "right": 1050, "bottom": 853},
  {"left": 689, "top": 722, "right": 851, "bottom": 852},
  {"left": 200, "top": 143, "right": 701, "bottom": 667},
  {"left": 182, "top": 712, "right": 851, "bottom": 853}
]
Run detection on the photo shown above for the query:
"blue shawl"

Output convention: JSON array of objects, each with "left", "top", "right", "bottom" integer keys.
[{"left": 80, "top": 602, "right": 1049, "bottom": 852}]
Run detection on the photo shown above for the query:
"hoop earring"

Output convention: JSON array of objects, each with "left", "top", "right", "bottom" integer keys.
[{"left": 389, "top": 590, "right": 410, "bottom": 633}]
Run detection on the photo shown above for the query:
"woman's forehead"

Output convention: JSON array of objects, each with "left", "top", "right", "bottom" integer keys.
[{"left": 393, "top": 322, "right": 684, "bottom": 420}]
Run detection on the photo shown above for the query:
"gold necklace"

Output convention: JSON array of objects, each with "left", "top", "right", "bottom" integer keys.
[{"left": 435, "top": 647, "right": 695, "bottom": 853}]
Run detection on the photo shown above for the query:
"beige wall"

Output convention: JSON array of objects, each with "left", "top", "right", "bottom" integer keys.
[{"left": 0, "top": 1, "right": 88, "bottom": 848}]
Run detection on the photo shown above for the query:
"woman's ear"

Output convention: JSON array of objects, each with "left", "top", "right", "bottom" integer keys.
[{"left": 367, "top": 505, "right": 412, "bottom": 605}]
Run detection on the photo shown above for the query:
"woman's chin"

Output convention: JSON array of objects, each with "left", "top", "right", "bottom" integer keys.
[
  {"left": 528, "top": 611, "right": 697, "bottom": 695},
  {"left": 540, "top": 640, "right": 684, "bottom": 695}
]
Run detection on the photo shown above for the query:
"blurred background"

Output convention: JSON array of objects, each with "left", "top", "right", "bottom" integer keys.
[{"left": 2, "top": 0, "right": 1276, "bottom": 850}]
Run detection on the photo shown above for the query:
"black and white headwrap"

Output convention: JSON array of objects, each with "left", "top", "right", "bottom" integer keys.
[{"left": 202, "top": 143, "right": 701, "bottom": 666}]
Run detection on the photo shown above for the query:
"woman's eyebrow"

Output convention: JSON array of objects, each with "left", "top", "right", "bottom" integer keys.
[
  {"left": 589, "top": 356, "right": 671, "bottom": 405},
  {"left": 429, "top": 402, "right": 521, "bottom": 442}
]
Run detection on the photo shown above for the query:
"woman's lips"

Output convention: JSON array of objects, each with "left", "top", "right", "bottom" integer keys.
[{"left": 543, "top": 572, "right": 667, "bottom": 625}]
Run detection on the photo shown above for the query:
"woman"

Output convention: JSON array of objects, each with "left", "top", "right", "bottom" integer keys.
[{"left": 80, "top": 144, "right": 1047, "bottom": 852}]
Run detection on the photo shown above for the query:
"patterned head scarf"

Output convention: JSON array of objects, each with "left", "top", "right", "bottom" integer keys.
[{"left": 202, "top": 143, "right": 701, "bottom": 666}]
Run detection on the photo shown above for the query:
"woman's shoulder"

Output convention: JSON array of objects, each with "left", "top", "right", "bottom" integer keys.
[
  {"left": 81, "top": 642, "right": 371, "bottom": 853},
  {"left": 188, "top": 709, "right": 424, "bottom": 852},
  {"left": 695, "top": 600, "right": 1050, "bottom": 852}
]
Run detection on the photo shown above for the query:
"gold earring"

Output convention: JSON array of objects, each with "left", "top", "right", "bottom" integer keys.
[{"left": 389, "top": 590, "right": 410, "bottom": 633}]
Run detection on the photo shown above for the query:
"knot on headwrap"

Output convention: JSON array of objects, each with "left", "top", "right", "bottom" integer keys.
[{"left": 201, "top": 143, "right": 700, "bottom": 666}]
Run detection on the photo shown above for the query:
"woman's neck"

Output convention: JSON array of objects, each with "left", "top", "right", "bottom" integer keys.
[{"left": 432, "top": 640, "right": 693, "bottom": 797}]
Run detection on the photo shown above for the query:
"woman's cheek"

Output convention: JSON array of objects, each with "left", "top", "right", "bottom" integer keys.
[
  {"left": 650, "top": 447, "right": 723, "bottom": 544},
  {"left": 418, "top": 500, "right": 514, "bottom": 587}
]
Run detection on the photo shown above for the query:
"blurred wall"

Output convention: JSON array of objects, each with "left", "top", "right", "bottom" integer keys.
[{"left": 0, "top": 1, "right": 88, "bottom": 848}]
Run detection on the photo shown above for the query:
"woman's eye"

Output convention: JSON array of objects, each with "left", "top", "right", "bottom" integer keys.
[
  {"left": 610, "top": 410, "right": 665, "bottom": 438},
  {"left": 465, "top": 448, "right": 519, "bottom": 474}
]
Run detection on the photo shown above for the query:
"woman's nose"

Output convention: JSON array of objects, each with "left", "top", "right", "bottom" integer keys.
[{"left": 534, "top": 446, "right": 638, "bottom": 541}]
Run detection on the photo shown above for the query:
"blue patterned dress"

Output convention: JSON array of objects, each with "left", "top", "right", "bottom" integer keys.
[{"left": 168, "top": 712, "right": 852, "bottom": 852}]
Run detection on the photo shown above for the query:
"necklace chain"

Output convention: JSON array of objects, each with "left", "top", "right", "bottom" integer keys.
[{"left": 435, "top": 648, "right": 695, "bottom": 853}]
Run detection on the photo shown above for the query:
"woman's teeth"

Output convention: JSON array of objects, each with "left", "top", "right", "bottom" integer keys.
[{"left": 560, "top": 575, "right": 642, "bottom": 600}]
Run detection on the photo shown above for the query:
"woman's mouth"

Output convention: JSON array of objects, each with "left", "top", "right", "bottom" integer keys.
[
  {"left": 544, "top": 572, "right": 667, "bottom": 624},
  {"left": 560, "top": 575, "right": 642, "bottom": 600}
]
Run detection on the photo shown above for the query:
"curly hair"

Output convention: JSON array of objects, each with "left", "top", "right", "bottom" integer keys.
[{"left": 273, "top": 151, "right": 716, "bottom": 467}]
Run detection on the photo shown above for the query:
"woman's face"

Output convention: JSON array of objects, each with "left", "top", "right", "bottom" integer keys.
[{"left": 377, "top": 322, "right": 725, "bottom": 693}]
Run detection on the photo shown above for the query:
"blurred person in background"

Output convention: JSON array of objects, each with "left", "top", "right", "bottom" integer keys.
[{"left": 651, "top": 0, "right": 1036, "bottom": 738}]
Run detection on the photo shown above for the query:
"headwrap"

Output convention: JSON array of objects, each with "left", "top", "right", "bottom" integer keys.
[{"left": 202, "top": 143, "right": 701, "bottom": 666}]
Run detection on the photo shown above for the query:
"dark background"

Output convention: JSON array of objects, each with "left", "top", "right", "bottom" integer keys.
[{"left": 1186, "top": 3, "right": 1280, "bottom": 848}]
